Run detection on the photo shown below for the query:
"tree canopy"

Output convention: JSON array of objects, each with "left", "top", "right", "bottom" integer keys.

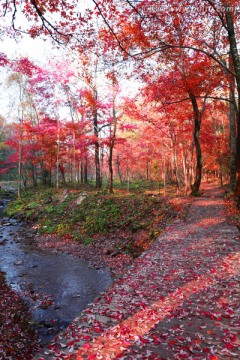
[{"left": 0, "top": 0, "right": 239, "bottom": 197}]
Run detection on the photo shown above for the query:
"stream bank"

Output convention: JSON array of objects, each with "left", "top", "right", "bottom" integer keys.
[{"left": 0, "top": 195, "right": 112, "bottom": 353}]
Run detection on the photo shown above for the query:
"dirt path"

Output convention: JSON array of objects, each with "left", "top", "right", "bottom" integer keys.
[{"left": 35, "top": 185, "right": 240, "bottom": 360}]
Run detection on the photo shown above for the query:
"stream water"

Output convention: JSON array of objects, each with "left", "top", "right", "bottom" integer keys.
[{"left": 0, "top": 200, "right": 112, "bottom": 344}]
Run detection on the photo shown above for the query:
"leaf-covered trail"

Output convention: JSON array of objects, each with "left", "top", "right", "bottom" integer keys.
[{"left": 35, "top": 185, "right": 240, "bottom": 360}]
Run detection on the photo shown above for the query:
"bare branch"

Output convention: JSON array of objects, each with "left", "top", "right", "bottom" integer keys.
[
  {"left": 92, "top": 0, "right": 132, "bottom": 57},
  {"left": 196, "top": 95, "right": 235, "bottom": 103},
  {"left": 163, "top": 97, "right": 191, "bottom": 105},
  {"left": 30, "top": 0, "right": 70, "bottom": 44},
  {"left": 204, "top": 0, "right": 228, "bottom": 30},
  {"left": 12, "top": 0, "right": 17, "bottom": 30},
  {"left": 99, "top": 123, "right": 110, "bottom": 132},
  {"left": 125, "top": 0, "right": 145, "bottom": 20},
  {"left": 3, "top": 0, "right": 9, "bottom": 16}
]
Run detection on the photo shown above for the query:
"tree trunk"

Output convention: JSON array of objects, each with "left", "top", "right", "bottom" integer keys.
[
  {"left": 108, "top": 145, "right": 114, "bottom": 193},
  {"left": 56, "top": 133, "right": 60, "bottom": 190},
  {"left": 229, "top": 95, "right": 236, "bottom": 189},
  {"left": 80, "top": 162, "right": 84, "bottom": 183},
  {"left": 59, "top": 164, "right": 66, "bottom": 185},
  {"left": 49, "top": 169, "right": 52, "bottom": 187},
  {"left": 172, "top": 142, "right": 181, "bottom": 191},
  {"left": 235, "top": 110, "right": 240, "bottom": 200},
  {"left": 84, "top": 156, "right": 88, "bottom": 184},
  {"left": 17, "top": 126, "right": 22, "bottom": 198},
  {"left": 182, "top": 149, "right": 189, "bottom": 194},
  {"left": 228, "top": 61, "right": 237, "bottom": 189},
  {"left": 189, "top": 93, "right": 202, "bottom": 195},
  {"left": 163, "top": 152, "right": 166, "bottom": 196},
  {"left": 94, "top": 107, "right": 101, "bottom": 190},
  {"left": 225, "top": 7, "right": 240, "bottom": 200},
  {"left": 108, "top": 102, "right": 117, "bottom": 193},
  {"left": 116, "top": 155, "right": 123, "bottom": 184},
  {"left": 146, "top": 160, "right": 149, "bottom": 181},
  {"left": 32, "top": 163, "right": 37, "bottom": 188}
]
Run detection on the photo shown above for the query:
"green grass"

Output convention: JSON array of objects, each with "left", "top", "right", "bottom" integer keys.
[{"left": 5, "top": 181, "right": 176, "bottom": 256}]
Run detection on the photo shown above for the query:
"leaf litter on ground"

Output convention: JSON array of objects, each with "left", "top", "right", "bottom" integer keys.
[{"left": 34, "top": 184, "right": 240, "bottom": 359}]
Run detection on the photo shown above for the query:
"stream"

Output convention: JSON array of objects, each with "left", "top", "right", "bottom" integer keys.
[{"left": 0, "top": 199, "right": 112, "bottom": 344}]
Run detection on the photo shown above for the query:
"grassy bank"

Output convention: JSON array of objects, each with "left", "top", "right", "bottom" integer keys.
[{"left": 6, "top": 187, "right": 176, "bottom": 262}]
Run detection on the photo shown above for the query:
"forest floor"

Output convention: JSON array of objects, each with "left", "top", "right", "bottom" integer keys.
[
  {"left": 34, "top": 183, "right": 240, "bottom": 360},
  {"left": 0, "top": 183, "right": 187, "bottom": 359}
]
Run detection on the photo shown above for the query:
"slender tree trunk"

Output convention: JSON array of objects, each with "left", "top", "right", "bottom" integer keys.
[
  {"left": 73, "top": 131, "right": 77, "bottom": 188},
  {"left": 116, "top": 155, "right": 123, "bottom": 184},
  {"left": 211, "top": 113, "right": 224, "bottom": 187},
  {"left": 145, "top": 159, "right": 148, "bottom": 181},
  {"left": 172, "top": 143, "right": 181, "bottom": 191},
  {"left": 84, "top": 156, "right": 88, "bottom": 184},
  {"left": 228, "top": 75, "right": 237, "bottom": 190},
  {"left": 163, "top": 152, "right": 166, "bottom": 196},
  {"left": 225, "top": 7, "right": 240, "bottom": 200},
  {"left": 126, "top": 161, "right": 130, "bottom": 192},
  {"left": 59, "top": 164, "right": 66, "bottom": 185},
  {"left": 189, "top": 93, "right": 202, "bottom": 195},
  {"left": 32, "top": 163, "right": 37, "bottom": 188},
  {"left": 108, "top": 100, "right": 117, "bottom": 193},
  {"left": 109, "top": 145, "right": 114, "bottom": 192},
  {"left": 80, "top": 162, "right": 84, "bottom": 183},
  {"left": 56, "top": 133, "right": 60, "bottom": 190},
  {"left": 182, "top": 149, "right": 189, "bottom": 194},
  {"left": 235, "top": 109, "right": 240, "bottom": 200},
  {"left": 49, "top": 169, "right": 52, "bottom": 187},
  {"left": 41, "top": 163, "right": 46, "bottom": 186},
  {"left": 94, "top": 107, "right": 101, "bottom": 189},
  {"left": 18, "top": 118, "right": 23, "bottom": 198}
]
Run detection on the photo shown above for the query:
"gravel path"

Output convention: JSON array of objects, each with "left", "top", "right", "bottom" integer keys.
[{"left": 35, "top": 185, "right": 240, "bottom": 360}]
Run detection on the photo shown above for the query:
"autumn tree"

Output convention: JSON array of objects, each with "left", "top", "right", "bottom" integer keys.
[
  {"left": 2, "top": 0, "right": 239, "bottom": 195},
  {"left": 72, "top": 0, "right": 239, "bottom": 195}
]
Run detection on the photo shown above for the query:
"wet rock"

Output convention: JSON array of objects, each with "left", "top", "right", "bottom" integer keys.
[
  {"left": 94, "top": 314, "right": 112, "bottom": 324},
  {"left": 72, "top": 294, "right": 81, "bottom": 298},
  {"left": 2, "top": 222, "right": 12, "bottom": 226},
  {"left": 14, "top": 260, "right": 23, "bottom": 266},
  {"left": 58, "top": 189, "right": 69, "bottom": 204},
  {"left": 76, "top": 192, "right": 88, "bottom": 205}
]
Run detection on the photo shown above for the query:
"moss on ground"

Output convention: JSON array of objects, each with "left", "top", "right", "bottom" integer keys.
[{"left": 6, "top": 188, "right": 176, "bottom": 258}]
